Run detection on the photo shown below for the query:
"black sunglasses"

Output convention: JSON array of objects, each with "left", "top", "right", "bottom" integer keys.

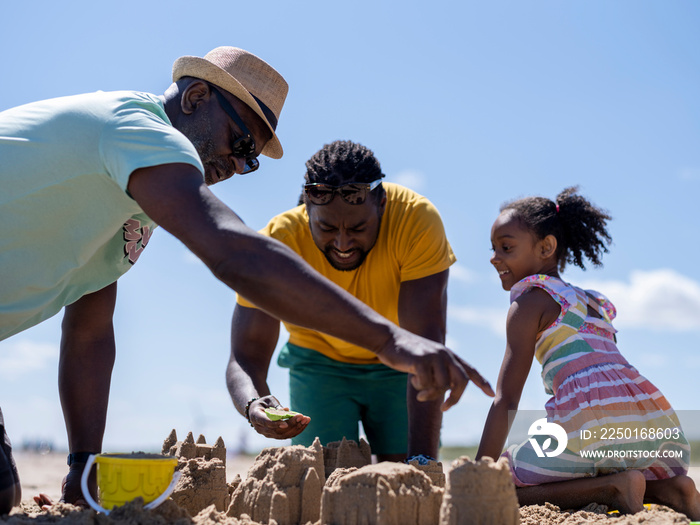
[
  {"left": 208, "top": 84, "right": 260, "bottom": 174},
  {"left": 304, "top": 179, "right": 383, "bottom": 205}
]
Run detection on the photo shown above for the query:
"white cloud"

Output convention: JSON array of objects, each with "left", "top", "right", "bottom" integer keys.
[
  {"left": 445, "top": 334, "right": 460, "bottom": 352},
  {"left": 633, "top": 352, "right": 671, "bottom": 369},
  {"left": 679, "top": 168, "right": 700, "bottom": 181},
  {"left": 449, "top": 264, "right": 477, "bottom": 284},
  {"left": 182, "top": 250, "right": 201, "bottom": 265},
  {"left": 447, "top": 268, "right": 700, "bottom": 335},
  {"left": 578, "top": 269, "right": 700, "bottom": 332},
  {"left": 0, "top": 339, "right": 58, "bottom": 378},
  {"left": 449, "top": 306, "right": 507, "bottom": 336},
  {"left": 388, "top": 170, "right": 426, "bottom": 191}
]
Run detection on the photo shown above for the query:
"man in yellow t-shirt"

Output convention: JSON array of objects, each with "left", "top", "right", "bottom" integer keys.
[{"left": 227, "top": 140, "right": 460, "bottom": 462}]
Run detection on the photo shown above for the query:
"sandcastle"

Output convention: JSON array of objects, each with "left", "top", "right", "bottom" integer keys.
[
  {"left": 406, "top": 456, "right": 446, "bottom": 488},
  {"left": 321, "top": 461, "right": 443, "bottom": 525},
  {"left": 322, "top": 437, "right": 372, "bottom": 479},
  {"left": 154, "top": 431, "right": 521, "bottom": 525},
  {"left": 227, "top": 438, "right": 325, "bottom": 525},
  {"left": 4, "top": 434, "right": 693, "bottom": 525},
  {"left": 162, "top": 429, "right": 236, "bottom": 517},
  {"left": 439, "top": 456, "right": 520, "bottom": 525}
]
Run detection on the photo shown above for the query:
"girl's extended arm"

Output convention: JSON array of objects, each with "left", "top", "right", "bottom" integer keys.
[{"left": 476, "top": 288, "right": 557, "bottom": 460}]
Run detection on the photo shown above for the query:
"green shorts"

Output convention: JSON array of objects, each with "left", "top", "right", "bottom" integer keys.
[{"left": 278, "top": 343, "right": 409, "bottom": 456}]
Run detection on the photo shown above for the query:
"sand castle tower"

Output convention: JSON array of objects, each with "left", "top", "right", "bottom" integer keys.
[
  {"left": 439, "top": 456, "right": 519, "bottom": 525},
  {"left": 322, "top": 436, "right": 372, "bottom": 478},
  {"left": 406, "top": 456, "right": 446, "bottom": 488},
  {"left": 162, "top": 430, "right": 233, "bottom": 516},
  {"left": 321, "top": 462, "right": 443, "bottom": 525},
  {"left": 227, "top": 438, "right": 325, "bottom": 525}
]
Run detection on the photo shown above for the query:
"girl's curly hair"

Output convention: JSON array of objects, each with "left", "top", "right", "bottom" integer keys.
[{"left": 501, "top": 186, "right": 612, "bottom": 271}]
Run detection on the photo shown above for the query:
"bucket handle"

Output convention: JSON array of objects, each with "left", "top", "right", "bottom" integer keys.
[
  {"left": 80, "top": 454, "right": 182, "bottom": 515},
  {"left": 145, "top": 469, "right": 181, "bottom": 510}
]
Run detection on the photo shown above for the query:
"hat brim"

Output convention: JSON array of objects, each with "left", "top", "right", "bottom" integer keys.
[{"left": 173, "top": 56, "right": 283, "bottom": 159}]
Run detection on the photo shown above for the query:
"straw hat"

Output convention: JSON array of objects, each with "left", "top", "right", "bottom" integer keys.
[{"left": 172, "top": 46, "right": 288, "bottom": 159}]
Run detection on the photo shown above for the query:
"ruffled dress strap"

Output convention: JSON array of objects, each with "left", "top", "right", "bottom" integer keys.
[
  {"left": 583, "top": 288, "right": 617, "bottom": 323},
  {"left": 509, "top": 275, "right": 599, "bottom": 389},
  {"left": 510, "top": 274, "right": 581, "bottom": 331}
]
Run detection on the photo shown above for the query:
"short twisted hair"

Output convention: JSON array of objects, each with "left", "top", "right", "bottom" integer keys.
[
  {"left": 501, "top": 186, "right": 612, "bottom": 271},
  {"left": 301, "top": 140, "right": 386, "bottom": 205}
]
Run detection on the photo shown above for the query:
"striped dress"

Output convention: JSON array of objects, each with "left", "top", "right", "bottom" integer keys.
[{"left": 504, "top": 274, "right": 689, "bottom": 486}]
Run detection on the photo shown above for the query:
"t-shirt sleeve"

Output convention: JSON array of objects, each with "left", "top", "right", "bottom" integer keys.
[
  {"left": 99, "top": 97, "right": 204, "bottom": 192},
  {"left": 395, "top": 197, "right": 456, "bottom": 282},
  {"left": 236, "top": 294, "right": 257, "bottom": 309}
]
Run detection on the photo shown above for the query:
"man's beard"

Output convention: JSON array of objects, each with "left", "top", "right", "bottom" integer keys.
[
  {"left": 322, "top": 247, "right": 369, "bottom": 272},
  {"left": 180, "top": 119, "right": 232, "bottom": 185},
  {"left": 318, "top": 214, "right": 382, "bottom": 272}
]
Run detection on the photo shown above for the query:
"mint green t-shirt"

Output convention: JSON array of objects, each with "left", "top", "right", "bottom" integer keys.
[{"left": 0, "top": 90, "right": 204, "bottom": 341}]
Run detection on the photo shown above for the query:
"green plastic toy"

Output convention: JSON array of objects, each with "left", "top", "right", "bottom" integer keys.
[{"left": 264, "top": 407, "right": 301, "bottom": 421}]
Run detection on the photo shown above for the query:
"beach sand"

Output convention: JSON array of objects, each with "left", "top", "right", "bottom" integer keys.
[{"left": 6, "top": 439, "right": 700, "bottom": 525}]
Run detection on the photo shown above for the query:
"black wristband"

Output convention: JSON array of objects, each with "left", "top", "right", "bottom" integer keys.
[
  {"left": 244, "top": 397, "right": 259, "bottom": 427},
  {"left": 67, "top": 451, "right": 98, "bottom": 466}
]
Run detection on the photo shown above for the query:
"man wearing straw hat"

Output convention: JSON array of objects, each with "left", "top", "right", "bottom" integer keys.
[{"left": 0, "top": 47, "right": 492, "bottom": 510}]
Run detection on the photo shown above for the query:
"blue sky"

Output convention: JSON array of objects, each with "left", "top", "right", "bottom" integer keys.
[{"left": 1, "top": 1, "right": 699, "bottom": 454}]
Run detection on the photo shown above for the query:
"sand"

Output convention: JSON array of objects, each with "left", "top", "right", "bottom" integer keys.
[{"left": 3, "top": 434, "right": 696, "bottom": 525}]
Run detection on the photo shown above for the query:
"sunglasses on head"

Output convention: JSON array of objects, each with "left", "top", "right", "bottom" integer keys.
[
  {"left": 208, "top": 84, "right": 260, "bottom": 174},
  {"left": 303, "top": 179, "right": 383, "bottom": 205}
]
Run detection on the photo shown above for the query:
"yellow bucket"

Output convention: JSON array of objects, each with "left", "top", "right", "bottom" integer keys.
[{"left": 81, "top": 453, "right": 180, "bottom": 514}]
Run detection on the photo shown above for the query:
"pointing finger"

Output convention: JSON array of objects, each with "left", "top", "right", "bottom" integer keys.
[
  {"left": 441, "top": 366, "right": 467, "bottom": 410},
  {"left": 454, "top": 354, "right": 495, "bottom": 397}
]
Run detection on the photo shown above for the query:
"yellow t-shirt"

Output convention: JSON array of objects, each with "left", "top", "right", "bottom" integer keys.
[{"left": 237, "top": 183, "right": 456, "bottom": 364}]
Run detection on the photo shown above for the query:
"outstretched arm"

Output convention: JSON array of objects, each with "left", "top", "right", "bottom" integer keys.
[
  {"left": 476, "top": 289, "right": 552, "bottom": 461},
  {"left": 127, "top": 164, "right": 479, "bottom": 409},
  {"left": 227, "top": 304, "right": 310, "bottom": 439}
]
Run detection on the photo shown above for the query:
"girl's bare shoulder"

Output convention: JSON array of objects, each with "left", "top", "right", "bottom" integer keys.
[{"left": 510, "top": 286, "right": 561, "bottom": 332}]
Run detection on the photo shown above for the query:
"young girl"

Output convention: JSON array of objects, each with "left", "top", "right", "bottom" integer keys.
[{"left": 476, "top": 187, "right": 700, "bottom": 519}]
